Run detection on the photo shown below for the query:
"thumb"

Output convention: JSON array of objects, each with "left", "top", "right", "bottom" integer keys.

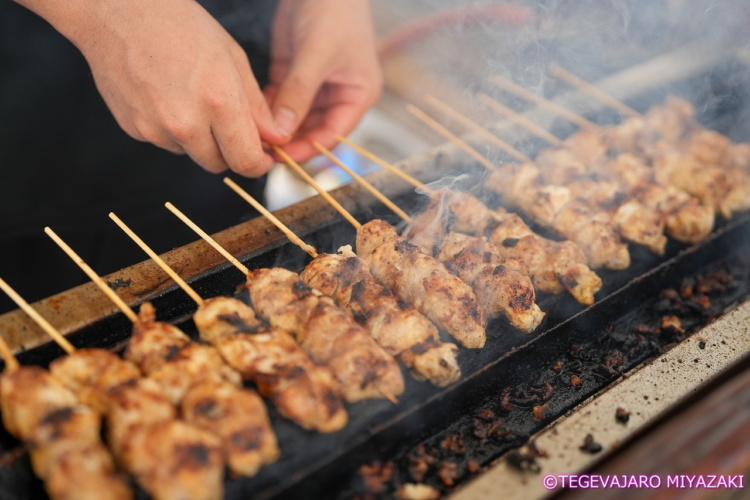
[{"left": 270, "top": 56, "right": 328, "bottom": 140}]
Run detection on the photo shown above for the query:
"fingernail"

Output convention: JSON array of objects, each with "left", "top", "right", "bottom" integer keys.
[{"left": 274, "top": 106, "right": 296, "bottom": 137}]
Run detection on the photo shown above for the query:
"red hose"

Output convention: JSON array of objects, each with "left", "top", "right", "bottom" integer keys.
[{"left": 378, "top": 3, "right": 534, "bottom": 60}]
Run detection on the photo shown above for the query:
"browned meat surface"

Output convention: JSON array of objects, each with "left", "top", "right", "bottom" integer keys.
[
  {"left": 1, "top": 366, "right": 132, "bottom": 500},
  {"left": 651, "top": 141, "right": 750, "bottom": 219},
  {"left": 105, "top": 378, "right": 177, "bottom": 459},
  {"left": 356, "top": 219, "right": 487, "bottom": 349},
  {"left": 300, "top": 246, "right": 461, "bottom": 386},
  {"left": 437, "top": 233, "right": 545, "bottom": 332},
  {"left": 486, "top": 166, "right": 630, "bottom": 269},
  {"left": 610, "top": 154, "right": 715, "bottom": 244},
  {"left": 182, "top": 378, "right": 279, "bottom": 477},
  {"left": 194, "top": 296, "right": 348, "bottom": 433},
  {"left": 49, "top": 348, "right": 141, "bottom": 414},
  {"left": 127, "top": 302, "right": 191, "bottom": 374},
  {"left": 404, "top": 202, "right": 544, "bottom": 331},
  {"left": 42, "top": 442, "right": 133, "bottom": 500},
  {"left": 0, "top": 366, "right": 77, "bottom": 440},
  {"left": 145, "top": 344, "right": 242, "bottom": 405},
  {"left": 122, "top": 420, "right": 224, "bottom": 500},
  {"left": 420, "top": 190, "right": 601, "bottom": 305},
  {"left": 248, "top": 268, "right": 405, "bottom": 402}
]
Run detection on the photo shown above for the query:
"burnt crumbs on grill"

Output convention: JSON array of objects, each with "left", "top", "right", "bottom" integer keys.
[{"left": 352, "top": 257, "right": 750, "bottom": 497}]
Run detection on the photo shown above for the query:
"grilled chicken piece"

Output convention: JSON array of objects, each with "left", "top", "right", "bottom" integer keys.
[
  {"left": 194, "top": 296, "right": 348, "bottom": 433},
  {"left": 536, "top": 149, "right": 667, "bottom": 255},
  {"left": 610, "top": 154, "right": 715, "bottom": 244},
  {"left": 43, "top": 442, "right": 133, "bottom": 500},
  {"left": 487, "top": 164, "right": 630, "bottom": 269},
  {"left": 553, "top": 130, "right": 715, "bottom": 245},
  {"left": 248, "top": 268, "right": 405, "bottom": 402},
  {"left": 436, "top": 233, "right": 545, "bottom": 332},
  {"left": 356, "top": 220, "right": 487, "bottom": 348},
  {"left": 49, "top": 348, "right": 141, "bottom": 414},
  {"left": 0, "top": 366, "right": 78, "bottom": 439},
  {"left": 403, "top": 205, "right": 544, "bottom": 332},
  {"left": 27, "top": 405, "right": 102, "bottom": 477},
  {"left": 106, "top": 379, "right": 226, "bottom": 500},
  {"left": 1, "top": 366, "right": 132, "bottom": 500},
  {"left": 300, "top": 246, "right": 461, "bottom": 386},
  {"left": 194, "top": 297, "right": 347, "bottom": 432},
  {"left": 182, "top": 378, "right": 279, "bottom": 477},
  {"left": 125, "top": 302, "right": 276, "bottom": 476},
  {"left": 105, "top": 378, "right": 177, "bottom": 458},
  {"left": 127, "top": 302, "right": 191, "bottom": 374},
  {"left": 424, "top": 190, "right": 602, "bottom": 305},
  {"left": 652, "top": 143, "right": 750, "bottom": 219},
  {"left": 124, "top": 420, "right": 224, "bottom": 500},
  {"left": 145, "top": 344, "right": 242, "bottom": 404}
]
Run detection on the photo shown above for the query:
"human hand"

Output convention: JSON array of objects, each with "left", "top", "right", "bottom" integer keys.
[
  {"left": 37, "top": 0, "right": 286, "bottom": 176},
  {"left": 265, "top": 0, "right": 382, "bottom": 163}
]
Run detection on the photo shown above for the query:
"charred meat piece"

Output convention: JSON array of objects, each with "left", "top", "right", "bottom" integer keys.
[
  {"left": 49, "top": 348, "right": 141, "bottom": 414},
  {"left": 1, "top": 366, "right": 132, "bottom": 500},
  {"left": 194, "top": 296, "right": 348, "bottom": 433},
  {"left": 181, "top": 378, "right": 279, "bottom": 477},
  {"left": 404, "top": 204, "right": 544, "bottom": 332},
  {"left": 417, "top": 190, "right": 602, "bottom": 305},
  {"left": 356, "top": 219, "right": 487, "bottom": 348},
  {"left": 248, "top": 267, "right": 405, "bottom": 402},
  {"left": 300, "top": 246, "right": 461, "bottom": 386}
]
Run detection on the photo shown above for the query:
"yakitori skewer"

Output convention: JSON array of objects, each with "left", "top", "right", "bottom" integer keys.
[
  {"left": 0, "top": 278, "right": 133, "bottom": 500},
  {"left": 271, "top": 145, "right": 488, "bottom": 349},
  {"left": 487, "top": 74, "right": 597, "bottom": 129},
  {"left": 477, "top": 97, "right": 668, "bottom": 255},
  {"left": 482, "top": 80, "right": 716, "bottom": 244},
  {"left": 45, "top": 227, "right": 227, "bottom": 500},
  {"left": 406, "top": 102, "right": 630, "bottom": 270},
  {"left": 314, "top": 142, "right": 545, "bottom": 332},
  {"left": 178, "top": 179, "right": 406, "bottom": 402},
  {"left": 335, "top": 136, "right": 602, "bottom": 306},
  {"left": 549, "top": 63, "right": 641, "bottom": 118},
  {"left": 221, "top": 177, "right": 461, "bottom": 386},
  {"left": 107, "top": 213, "right": 280, "bottom": 475},
  {"left": 164, "top": 202, "right": 350, "bottom": 429},
  {"left": 472, "top": 93, "right": 563, "bottom": 146}
]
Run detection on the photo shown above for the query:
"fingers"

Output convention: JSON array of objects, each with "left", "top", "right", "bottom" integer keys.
[
  {"left": 267, "top": 48, "right": 329, "bottom": 140},
  {"left": 278, "top": 100, "right": 365, "bottom": 163},
  {"left": 210, "top": 107, "right": 275, "bottom": 177}
]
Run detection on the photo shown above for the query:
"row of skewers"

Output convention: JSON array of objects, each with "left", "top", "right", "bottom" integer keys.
[{"left": 2, "top": 67, "right": 750, "bottom": 499}]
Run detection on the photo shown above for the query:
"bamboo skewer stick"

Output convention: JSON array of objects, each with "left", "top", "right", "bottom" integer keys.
[
  {"left": 487, "top": 75, "right": 597, "bottom": 129},
  {"left": 335, "top": 135, "right": 427, "bottom": 192},
  {"left": 221, "top": 180, "right": 318, "bottom": 258},
  {"left": 45, "top": 227, "right": 139, "bottom": 324},
  {"left": 271, "top": 145, "right": 363, "bottom": 230},
  {"left": 406, "top": 104, "right": 498, "bottom": 171},
  {"left": 108, "top": 213, "right": 204, "bottom": 307},
  {"left": 165, "top": 202, "right": 250, "bottom": 276},
  {"left": 110, "top": 212, "right": 207, "bottom": 314},
  {"left": 475, "top": 92, "right": 564, "bottom": 146},
  {"left": 407, "top": 104, "right": 499, "bottom": 169},
  {"left": 338, "top": 144, "right": 433, "bottom": 195},
  {"left": 549, "top": 64, "right": 641, "bottom": 118},
  {"left": 0, "top": 318, "right": 20, "bottom": 372},
  {"left": 0, "top": 277, "right": 75, "bottom": 354},
  {"left": 417, "top": 99, "right": 530, "bottom": 163},
  {"left": 312, "top": 142, "right": 412, "bottom": 222}
]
